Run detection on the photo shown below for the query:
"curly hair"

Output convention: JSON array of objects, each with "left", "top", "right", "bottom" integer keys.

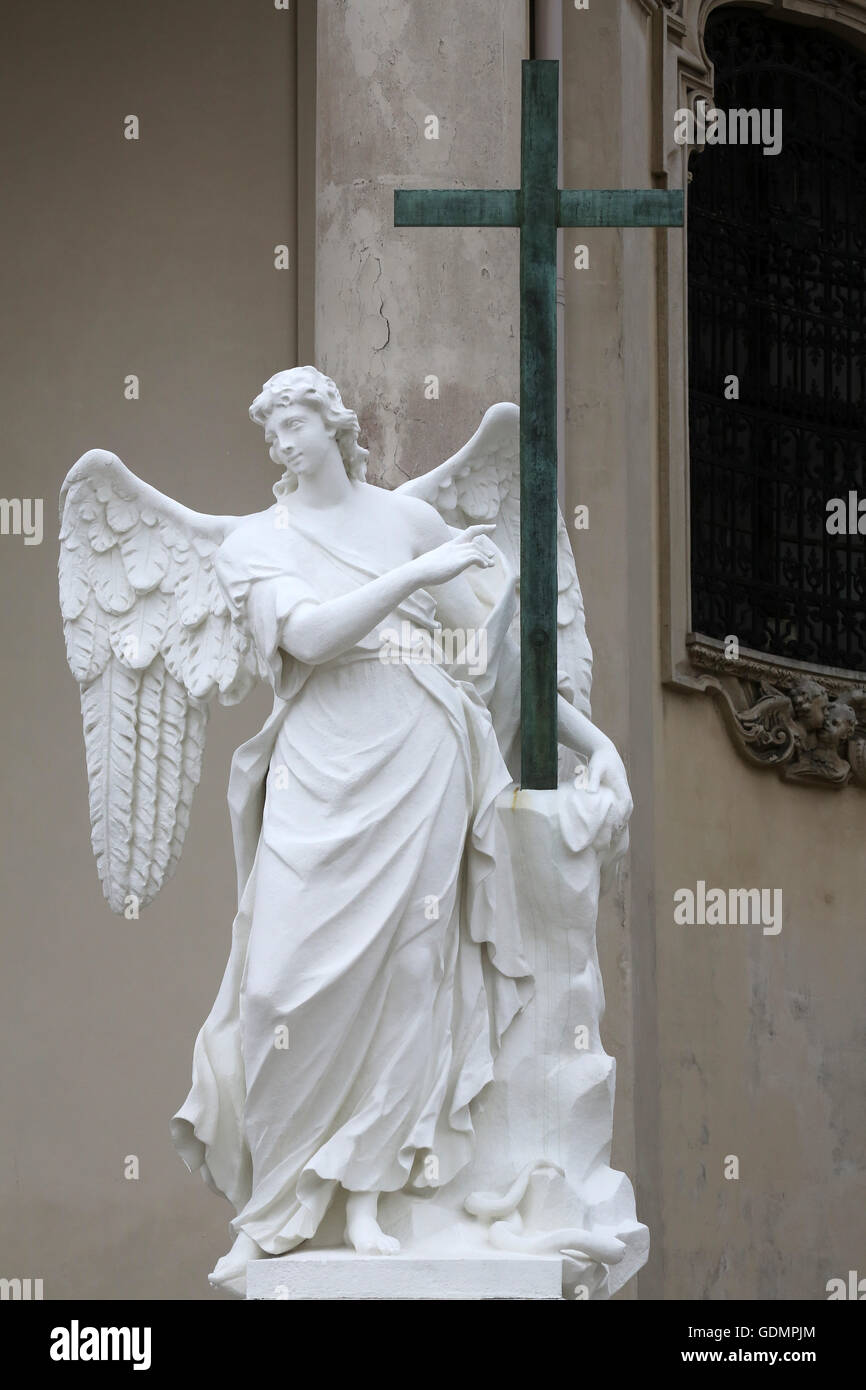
[{"left": 249, "top": 366, "right": 369, "bottom": 500}]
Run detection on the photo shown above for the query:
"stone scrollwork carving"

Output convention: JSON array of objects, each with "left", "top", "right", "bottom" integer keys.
[{"left": 688, "top": 639, "right": 866, "bottom": 790}]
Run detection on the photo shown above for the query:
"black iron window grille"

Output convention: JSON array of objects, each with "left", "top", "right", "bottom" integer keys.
[{"left": 688, "top": 7, "right": 866, "bottom": 671}]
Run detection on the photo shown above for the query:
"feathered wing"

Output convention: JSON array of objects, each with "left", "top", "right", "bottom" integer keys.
[
  {"left": 397, "top": 403, "right": 593, "bottom": 774},
  {"left": 59, "top": 450, "right": 262, "bottom": 914}
]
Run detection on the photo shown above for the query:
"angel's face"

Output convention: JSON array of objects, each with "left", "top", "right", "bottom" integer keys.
[
  {"left": 823, "top": 705, "right": 855, "bottom": 743},
  {"left": 791, "top": 683, "right": 827, "bottom": 730},
  {"left": 263, "top": 402, "right": 335, "bottom": 479}
]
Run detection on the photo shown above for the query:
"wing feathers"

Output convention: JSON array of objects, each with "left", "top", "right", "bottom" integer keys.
[
  {"left": 130, "top": 662, "right": 163, "bottom": 902},
  {"left": 80, "top": 657, "right": 210, "bottom": 913},
  {"left": 65, "top": 593, "right": 112, "bottom": 684},
  {"left": 166, "top": 699, "right": 208, "bottom": 887},
  {"left": 82, "top": 664, "right": 137, "bottom": 912},
  {"left": 60, "top": 451, "right": 254, "bottom": 914}
]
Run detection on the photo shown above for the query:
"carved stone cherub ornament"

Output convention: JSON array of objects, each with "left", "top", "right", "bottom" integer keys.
[
  {"left": 59, "top": 367, "right": 637, "bottom": 1297},
  {"left": 787, "top": 694, "right": 857, "bottom": 785}
]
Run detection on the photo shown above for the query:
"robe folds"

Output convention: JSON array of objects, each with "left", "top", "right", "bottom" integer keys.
[{"left": 170, "top": 507, "right": 533, "bottom": 1252}]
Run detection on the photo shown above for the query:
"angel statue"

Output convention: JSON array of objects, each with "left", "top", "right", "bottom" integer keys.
[{"left": 59, "top": 367, "right": 634, "bottom": 1297}]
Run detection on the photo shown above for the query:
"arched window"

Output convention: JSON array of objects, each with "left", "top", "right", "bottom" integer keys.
[{"left": 688, "top": 6, "right": 866, "bottom": 672}]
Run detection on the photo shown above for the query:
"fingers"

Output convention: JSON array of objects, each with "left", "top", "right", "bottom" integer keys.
[
  {"left": 468, "top": 547, "right": 496, "bottom": 569},
  {"left": 467, "top": 526, "right": 497, "bottom": 569},
  {"left": 457, "top": 523, "right": 497, "bottom": 543},
  {"left": 452, "top": 538, "right": 496, "bottom": 572},
  {"left": 437, "top": 525, "right": 496, "bottom": 578}
]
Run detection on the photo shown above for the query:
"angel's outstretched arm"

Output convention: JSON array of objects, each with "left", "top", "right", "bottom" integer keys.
[
  {"left": 498, "top": 626, "right": 626, "bottom": 777},
  {"left": 554, "top": 685, "right": 614, "bottom": 760},
  {"left": 499, "top": 630, "right": 631, "bottom": 814},
  {"left": 424, "top": 508, "right": 630, "bottom": 814},
  {"left": 280, "top": 524, "right": 496, "bottom": 666},
  {"left": 556, "top": 692, "right": 631, "bottom": 806}
]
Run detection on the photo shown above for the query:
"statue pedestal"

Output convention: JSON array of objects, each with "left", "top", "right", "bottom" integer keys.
[{"left": 246, "top": 1251, "right": 563, "bottom": 1300}]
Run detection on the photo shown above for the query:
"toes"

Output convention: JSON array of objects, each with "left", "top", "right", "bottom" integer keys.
[{"left": 353, "top": 1235, "right": 400, "bottom": 1255}]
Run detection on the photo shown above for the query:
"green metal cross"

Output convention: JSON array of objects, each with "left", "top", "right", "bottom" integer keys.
[{"left": 395, "top": 60, "right": 683, "bottom": 789}]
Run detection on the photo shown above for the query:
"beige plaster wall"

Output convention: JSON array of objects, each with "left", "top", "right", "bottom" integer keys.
[
  {"left": 0, "top": 0, "right": 301, "bottom": 1299},
  {"left": 657, "top": 694, "right": 866, "bottom": 1299}
]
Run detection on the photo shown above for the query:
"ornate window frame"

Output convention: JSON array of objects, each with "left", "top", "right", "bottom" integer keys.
[{"left": 653, "top": 0, "right": 866, "bottom": 787}]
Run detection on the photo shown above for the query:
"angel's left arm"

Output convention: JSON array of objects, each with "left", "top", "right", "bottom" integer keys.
[{"left": 407, "top": 498, "right": 625, "bottom": 776}]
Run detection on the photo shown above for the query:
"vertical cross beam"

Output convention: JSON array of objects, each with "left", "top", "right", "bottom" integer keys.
[
  {"left": 394, "top": 59, "right": 683, "bottom": 789},
  {"left": 519, "top": 61, "right": 559, "bottom": 789}
]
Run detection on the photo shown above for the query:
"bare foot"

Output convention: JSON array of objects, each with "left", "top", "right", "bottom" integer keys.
[
  {"left": 208, "top": 1229, "right": 267, "bottom": 1296},
  {"left": 344, "top": 1191, "right": 401, "bottom": 1255}
]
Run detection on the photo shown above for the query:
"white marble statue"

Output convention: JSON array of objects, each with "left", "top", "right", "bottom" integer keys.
[{"left": 59, "top": 367, "right": 640, "bottom": 1299}]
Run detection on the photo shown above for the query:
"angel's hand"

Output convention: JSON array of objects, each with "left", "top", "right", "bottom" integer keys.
[
  {"left": 586, "top": 743, "right": 633, "bottom": 829},
  {"left": 415, "top": 524, "right": 498, "bottom": 587}
]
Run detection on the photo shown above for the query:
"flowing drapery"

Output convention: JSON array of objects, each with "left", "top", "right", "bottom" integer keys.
[{"left": 170, "top": 509, "right": 532, "bottom": 1251}]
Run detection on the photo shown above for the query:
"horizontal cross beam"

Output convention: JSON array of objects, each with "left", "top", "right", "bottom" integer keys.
[
  {"left": 394, "top": 189, "right": 519, "bottom": 227},
  {"left": 557, "top": 188, "right": 683, "bottom": 227},
  {"left": 394, "top": 188, "right": 684, "bottom": 229}
]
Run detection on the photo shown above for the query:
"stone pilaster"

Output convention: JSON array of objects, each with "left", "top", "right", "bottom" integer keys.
[{"left": 314, "top": 0, "right": 526, "bottom": 485}]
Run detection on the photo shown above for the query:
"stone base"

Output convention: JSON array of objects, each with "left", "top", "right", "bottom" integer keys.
[{"left": 246, "top": 1251, "right": 563, "bottom": 1300}]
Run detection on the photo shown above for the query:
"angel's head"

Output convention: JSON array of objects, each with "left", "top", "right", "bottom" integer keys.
[
  {"left": 790, "top": 678, "right": 828, "bottom": 731},
  {"left": 821, "top": 700, "right": 856, "bottom": 747},
  {"left": 249, "top": 367, "right": 369, "bottom": 500}
]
